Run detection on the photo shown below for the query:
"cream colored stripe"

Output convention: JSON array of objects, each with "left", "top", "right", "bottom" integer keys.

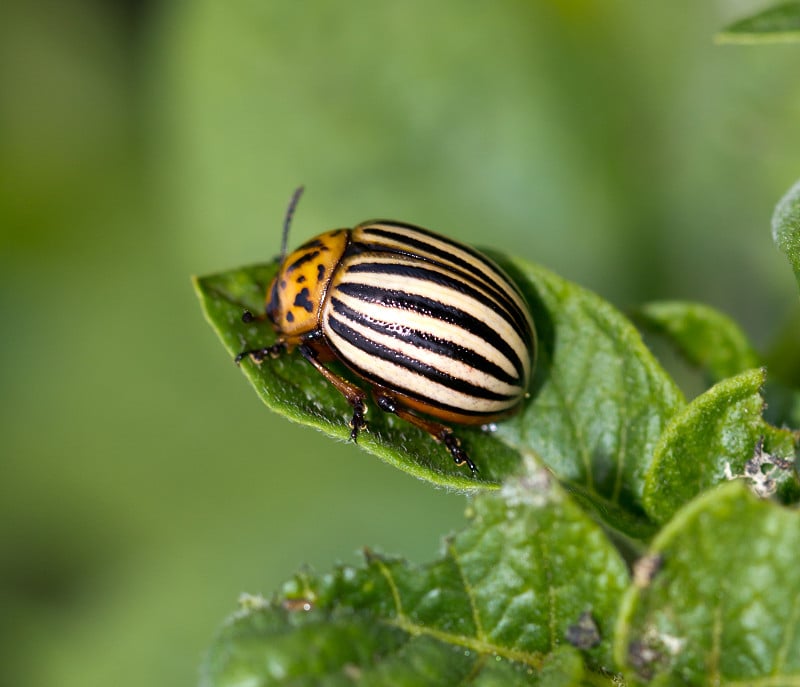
[
  {"left": 358, "top": 223, "right": 530, "bottom": 316},
  {"left": 329, "top": 291, "right": 520, "bottom": 379},
  {"left": 325, "top": 324, "right": 517, "bottom": 414},
  {"left": 330, "top": 308, "right": 521, "bottom": 397},
  {"left": 335, "top": 268, "right": 528, "bottom": 369}
]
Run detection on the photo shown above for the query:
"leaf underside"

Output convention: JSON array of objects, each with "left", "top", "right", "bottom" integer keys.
[
  {"left": 716, "top": 1, "right": 800, "bottom": 44},
  {"left": 773, "top": 177, "right": 800, "bottom": 292}
]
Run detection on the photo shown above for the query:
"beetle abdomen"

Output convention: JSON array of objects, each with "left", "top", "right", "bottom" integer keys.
[{"left": 321, "top": 221, "right": 534, "bottom": 422}]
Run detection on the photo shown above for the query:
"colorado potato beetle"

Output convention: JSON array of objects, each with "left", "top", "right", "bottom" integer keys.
[{"left": 237, "top": 188, "right": 535, "bottom": 474}]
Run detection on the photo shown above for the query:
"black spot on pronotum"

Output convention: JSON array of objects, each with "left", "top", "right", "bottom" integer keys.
[
  {"left": 297, "top": 275, "right": 306, "bottom": 283},
  {"left": 280, "top": 280, "right": 287, "bottom": 290},
  {"left": 293, "top": 288, "right": 314, "bottom": 313},
  {"left": 286, "top": 311, "right": 295, "bottom": 323},
  {"left": 287, "top": 250, "right": 320, "bottom": 273},
  {"left": 317, "top": 264, "right": 326, "bottom": 281},
  {"left": 298, "top": 238, "right": 330, "bottom": 251}
]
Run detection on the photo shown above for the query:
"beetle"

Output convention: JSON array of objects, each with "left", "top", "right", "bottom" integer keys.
[{"left": 236, "top": 188, "right": 535, "bottom": 474}]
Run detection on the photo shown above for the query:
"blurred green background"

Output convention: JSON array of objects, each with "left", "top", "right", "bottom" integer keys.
[{"left": 1, "top": 1, "right": 798, "bottom": 685}]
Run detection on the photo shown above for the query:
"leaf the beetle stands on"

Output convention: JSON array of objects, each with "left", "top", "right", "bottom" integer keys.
[
  {"left": 200, "top": 461, "right": 629, "bottom": 686},
  {"left": 195, "top": 262, "right": 522, "bottom": 490}
]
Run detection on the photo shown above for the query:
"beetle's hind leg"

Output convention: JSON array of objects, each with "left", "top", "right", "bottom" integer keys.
[
  {"left": 297, "top": 344, "right": 367, "bottom": 442},
  {"left": 373, "top": 391, "right": 477, "bottom": 475}
]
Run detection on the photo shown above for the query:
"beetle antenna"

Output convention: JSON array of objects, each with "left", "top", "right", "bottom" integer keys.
[{"left": 280, "top": 186, "right": 305, "bottom": 262}]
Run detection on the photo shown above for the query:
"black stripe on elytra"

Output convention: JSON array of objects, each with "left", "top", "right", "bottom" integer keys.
[
  {"left": 344, "top": 260, "right": 527, "bottom": 345},
  {"left": 366, "top": 221, "right": 519, "bottom": 291},
  {"left": 325, "top": 333, "right": 509, "bottom": 418},
  {"left": 334, "top": 282, "right": 526, "bottom": 380},
  {"left": 335, "top": 346, "right": 505, "bottom": 418},
  {"left": 327, "top": 316, "right": 514, "bottom": 402},
  {"left": 329, "top": 297, "right": 519, "bottom": 386},
  {"left": 351, "top": 227, "right": 531, "bottom": 346}
]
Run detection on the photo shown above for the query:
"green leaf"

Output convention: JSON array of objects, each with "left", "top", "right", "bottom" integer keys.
[
  {"left": 716, "top": 1, "right": 800, "bottom": 44},
  {"left": 615, "top": 482, "right": 800, "bottom": 684},
  {"left": 193, "top": 263, "right": 520, "bottom": 491},
  {"left": 201, "top": 467, "right": 629, "bottom": 686},
  {"left": 635, "top": 301, "right": 761, "bottom": 384},
  {"left": 491, "top": 258, "right": 684, "bottom": 515},
  {"left": 765, "top": 312, "right": 800, "bottom": 390},
  {"left": 773, "top": 177, "right": 800, "bottom": 293},
  {"left": 195, "top": 256, "right": 683, "bottom": 505},
  {"left": 767, "top": 180, "right": 800, "bottom": 429},
  {"left": 643, "top": 368, "right": 798, "bottom": 524}
]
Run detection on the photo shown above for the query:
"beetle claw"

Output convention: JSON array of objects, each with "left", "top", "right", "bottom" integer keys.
[
  {"left": 349, "top": 398, "right": 367, "bottom": 442},
  {"left": 443, "top": 433, "right": 478, "bottom": 475}
]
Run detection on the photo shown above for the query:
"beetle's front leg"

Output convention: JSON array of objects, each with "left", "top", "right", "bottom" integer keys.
[
  {"left": 298, "top": 343, "right": 368, "bottom": 442},
  {"left": 234, "top": 310, "right": 288, "bottom": 364},
  {"left": 235, "top": 340, "right": 287, "bottom": 364}
]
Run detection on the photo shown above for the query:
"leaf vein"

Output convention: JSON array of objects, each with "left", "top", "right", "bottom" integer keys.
[
  {"left": 448, "top": 542, "right": 486, "bottom": 641},
  {"left": 385, "top": 615, "right": 545, "bottom": 669},
  {"left": 373, "top": 558, "right": 406, "bottom": 621}
]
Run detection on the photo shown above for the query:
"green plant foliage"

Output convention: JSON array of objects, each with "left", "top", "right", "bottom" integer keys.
[
  {"left": 635, "top": 301, "right": 761, "bottom": 384},
  {"left": 716, "top": 1, "right": 800, "bottom": 44},
  {"left": 770, "top": 178, "right": 800, "bottom": 428},
  {"left": 201, "top": 464, "right": 628, "bottom": 686},
  {"left": 615, "top": 482, "right": 800, "bottom": 684},
  {"left": 195, "top": 256, "right": 684, "bottom": 506},
  {"left": 196, "top": 192, "right": 800, "bottom": 684},
  {"left": 489, "top": 257, "right": 685, "bottom": 517},
  {"left": 643, "top": 368, "right": 798, "bottom": 524},
  {"left": 773, "top": 177, "right": 800, "bottom": 292}
]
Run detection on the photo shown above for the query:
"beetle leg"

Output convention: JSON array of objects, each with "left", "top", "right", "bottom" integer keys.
[
  {"left": 235, "top": 309, "right": 287, "bottom": 363},
  {"left": 298, "top": 344, "right": 367, "bottom": 442},
  {"left": 373, "top": 391, "right": 477, "bottom": 475},
  {"left": 235, "top": 341, "right": 287, "bottom": 364}
]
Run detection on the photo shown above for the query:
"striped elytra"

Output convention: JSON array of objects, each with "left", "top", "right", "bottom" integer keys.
[
  {"left": 323, "top": 222, "right": 534, "bottom": 422},
  {"left": 237, "top": 190, "right": 535, "bottom": 475}
]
